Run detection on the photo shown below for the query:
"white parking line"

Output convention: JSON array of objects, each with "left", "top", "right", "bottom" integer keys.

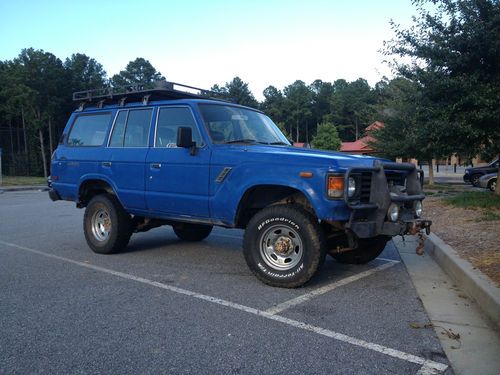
[
  {"left": 0, "top": 240, "right": 447, "bottom": 374},
  {"left": 265, "top": 260, "right": 399, "bottom": 315},
  {"left": 416, "top": 361, "right": 443, "bottom": 375}
]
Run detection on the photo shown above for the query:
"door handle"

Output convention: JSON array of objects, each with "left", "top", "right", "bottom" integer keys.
[
  {"left": 102, "top": 161, "right": 112, "bottom": 167},
  {"left": 151, "top": 163, "right": 161, "bottom": 169}
]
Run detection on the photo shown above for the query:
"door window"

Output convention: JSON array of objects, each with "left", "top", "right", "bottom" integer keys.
[{"left": 155, "top": 107, "right": 203, "bottom": 148}]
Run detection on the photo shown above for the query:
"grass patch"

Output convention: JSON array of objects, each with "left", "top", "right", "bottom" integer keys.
[
  {"left": 424, "top": 183, "right": 458, "bottom": 193},
  {"left": 478, "top": 211, "right": 500, "bottom": 222},
  {"left": 1, "top": 176, "right": 47, "bottom": 186},
  {"left": 445, "top": 191, "right": 500, "bottom": 209}
]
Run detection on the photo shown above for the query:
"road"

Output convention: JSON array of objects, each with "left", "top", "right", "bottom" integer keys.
[{"left": 0, "top": 191, "right": 452, "bottom": 374}]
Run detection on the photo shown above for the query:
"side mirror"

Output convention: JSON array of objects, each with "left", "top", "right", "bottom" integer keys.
[{"left": 176, "top": 127, "right": 196, "bottom": 155}]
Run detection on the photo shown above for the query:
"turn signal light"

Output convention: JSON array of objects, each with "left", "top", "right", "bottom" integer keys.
[{"left": 327, "top": 175, "right": 344, "bottom": 198}]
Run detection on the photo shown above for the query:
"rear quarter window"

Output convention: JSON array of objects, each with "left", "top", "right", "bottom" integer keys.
[{"left": 67, "top": 113, "right": 112, "bottom": 146}]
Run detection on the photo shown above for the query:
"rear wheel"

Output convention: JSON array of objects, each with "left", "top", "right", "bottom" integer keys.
[
  {"left": 173, "top": 223, "right": 213, "bottom": 241},
  {"left": 329, "top": 236, "right": 390, "bottom": 264},
  {"left": 83, "top": 194, "right": 132, "bottom": 254},
  {"left": 243, "top": 205, "right": 326, "bottom": 288}
]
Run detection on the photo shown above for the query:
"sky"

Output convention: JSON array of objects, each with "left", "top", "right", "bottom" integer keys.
[{"left": 0, "top": 0, "right": 416, "bottom": 100}]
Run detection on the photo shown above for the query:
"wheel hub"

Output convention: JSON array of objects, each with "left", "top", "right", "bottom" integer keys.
[
  {"left": 91, "top": 209, "right": 111, "bottom": 242},
  {"left": 274, "top": 236, "right": 293, "bottom": 255},
  {"left": 260, "top": 225, "right": 303, "bottom": 271}
]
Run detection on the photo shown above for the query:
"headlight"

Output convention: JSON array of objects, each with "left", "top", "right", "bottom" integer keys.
[
  {"left": 347, "top": 177, "right": 356, "bottom": 198},
  {"left": 387, "top": 203, "right": 399, "bottom": 222},
  {"left": 415, "top": 201, "right": 423, "bottom": 218}
]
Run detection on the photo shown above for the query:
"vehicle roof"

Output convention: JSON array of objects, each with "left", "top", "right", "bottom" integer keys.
[{"left": 75, "top": 98, "right": 263, "bottom": 114}]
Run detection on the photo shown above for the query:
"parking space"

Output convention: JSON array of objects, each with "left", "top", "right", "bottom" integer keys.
[{"left": 0, "top": 191, "right": 451, "bottom": 374}]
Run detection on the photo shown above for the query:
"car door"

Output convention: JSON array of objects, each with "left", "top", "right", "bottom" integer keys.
[
  {"left": 145, "top": 105, "right": 210, "bottom": 218},
  {"left": 102, "top": 107, "right": 153, "bottom": 210}
]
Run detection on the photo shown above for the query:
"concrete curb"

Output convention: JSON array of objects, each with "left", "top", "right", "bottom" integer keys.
[
  {"left": 424, "top": 232, "right": 500, "bottom": 330},
  {"left": 0, "top": 185, "right": 48, "bottom": 193}
]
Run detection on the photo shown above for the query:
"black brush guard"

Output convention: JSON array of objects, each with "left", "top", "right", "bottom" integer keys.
[{"left": 343, "top": 160, "right": 431, "bottom": 238}]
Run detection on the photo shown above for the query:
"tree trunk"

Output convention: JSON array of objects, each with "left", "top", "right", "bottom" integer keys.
[
  {"left": 495, "top": 156, "right": 500, "bottom": 195},
  {"left": 48, "top": 117, "right": 54, "bottom": 157},
  {"left": 305, "top": 120, "right": 309, "bottom": 144},
  {"left": 296, "top": 118, "right": 299, "bottom": 143},
  {"left": 8, "top": 118, "right": 15, "bottom": 174},
  {"left": 21, "top": 107, "right": 28, "bottom": 154},
  {"left": 39, "top": 128, "right": 48, "bottom": 179},
  {"left": 427, "top": 159, "right": 434, "bottom": 185}
]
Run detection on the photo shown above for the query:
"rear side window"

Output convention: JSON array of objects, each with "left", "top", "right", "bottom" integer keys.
[
  {"left": 109, "top": 108, "right": 153, "bottom": 147},
  {"left": 67, "top": 113, "right": 112, "bottom": 146}
]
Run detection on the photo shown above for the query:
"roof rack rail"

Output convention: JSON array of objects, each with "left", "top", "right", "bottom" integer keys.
[{"left": 73, "top": 81, "right": 230, "bottom": 106}]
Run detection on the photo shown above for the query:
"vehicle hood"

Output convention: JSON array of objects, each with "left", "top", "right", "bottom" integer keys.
[{"left": 215, "top": 144, "right": 387, "bottom": 170}]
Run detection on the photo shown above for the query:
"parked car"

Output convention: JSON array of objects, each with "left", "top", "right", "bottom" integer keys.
[
  {"left": 463, "top": 159, "right": 499, "bottom": 186},
  {"left": 48, "top": 82, "right": 431, "bottom": 288},
  {"left": 478, "top": 173, "right": 497, "bottom": 192}
]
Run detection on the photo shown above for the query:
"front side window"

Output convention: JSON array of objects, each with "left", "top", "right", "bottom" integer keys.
[
  {"left": 109, "top": 108, "right": 153, "bottom": 147},
  {"left": 155, "top": 107, "right": 203, "bottom": 147},
  {"left": 198, "top": 104, "right": 290, "bottom": 145},
  {"left": 67, "top": 113, "right": 112, "bottom": 146}
]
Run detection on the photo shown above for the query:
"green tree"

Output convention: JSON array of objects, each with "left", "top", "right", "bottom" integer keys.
[
  {"left": 283, "top": 80, "right": 313, "bottom": 143},
  {"left": 371, "top": 78, "right": 454, "bottom": 184},
  {"left": 111, "top": 57, "right": 164, "bottom": 86},
  {"left": 10, "top": 48, "right": 69, "bottom": 178},
  {"left": 311, "top": 122, "right": 341, "bottom": 151},
  {"left": 64, "top": 53, "right": 107, "bottom": 92},
  {"left": 261, "top": 85, "right": 285, "bottom": 124},
  {"left": 384, "top": 0, "right": 500, "bottom": 191},
  {"left": 330, "top": 78, "right": 378, "bottom": 142},
  {"left": 210, "top": 77, "right": 258, "bottom": 108}
]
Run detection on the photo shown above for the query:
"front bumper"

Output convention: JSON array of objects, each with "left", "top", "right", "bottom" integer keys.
[{"left": 344, "top": 161, "right": 431, "bottom": 238}]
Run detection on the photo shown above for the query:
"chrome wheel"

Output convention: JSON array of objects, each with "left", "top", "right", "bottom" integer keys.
[
  {"left": 260, "top": 224, "right": 303, "bottom": 270},
  {"left": 490, "top": 180, "right": 497, "bottom": 192},
  {"left": 91, "top": 208, "right": 111, "bottom": 242}
]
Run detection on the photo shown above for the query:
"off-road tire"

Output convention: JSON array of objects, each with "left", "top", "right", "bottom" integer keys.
[
  {"left": 173, "top": 223, "right": 213, "bottom": 241},
  {"left": 329, "top": 236, "right": 390, "bottom": 264},
  {"left": 471, "top": 174, "right": 482, "bottom": 187},
  {"left": 83, "top": 194, "right": 132, "bottom": 254},
  {"left": 243, "top": 205, "right": 326, "bottom": 288}
]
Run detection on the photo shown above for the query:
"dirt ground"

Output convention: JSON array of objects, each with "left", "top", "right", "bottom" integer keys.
[{"left": 424, "top": 196, "right": 500, "bottom": 286}]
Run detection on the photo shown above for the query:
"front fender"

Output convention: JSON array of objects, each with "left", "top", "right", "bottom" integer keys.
[{"left": 210, "top": 162, "right": 350, "bottom": 225}]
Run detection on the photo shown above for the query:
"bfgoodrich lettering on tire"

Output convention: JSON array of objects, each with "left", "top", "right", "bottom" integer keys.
[
  {"left": 83, "top": 194, "right": 132, "bottom": 254},
  {"left": 243, "top": 205, "right": 326, "bottom": 288}
]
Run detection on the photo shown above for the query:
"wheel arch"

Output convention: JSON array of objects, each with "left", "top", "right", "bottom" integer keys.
[
  {"left": 77, "top": 176, "right": 119, "bottom": 208},
  {"left": 234, "top": 184, "right": 317, "bottom": 228}
]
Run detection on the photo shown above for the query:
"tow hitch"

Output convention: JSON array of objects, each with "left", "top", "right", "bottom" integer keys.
[{"left": 406, "top": 220, "right": 432, "bottom": 255}]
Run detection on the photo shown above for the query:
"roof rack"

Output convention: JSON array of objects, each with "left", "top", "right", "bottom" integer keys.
[{"left": 73, "top": 81, "right": 230, "bottom": 109}]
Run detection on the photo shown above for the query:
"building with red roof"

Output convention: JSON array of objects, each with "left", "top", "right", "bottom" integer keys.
[{"left": 340, "top": 121, "right": 384, "bottom": 155}]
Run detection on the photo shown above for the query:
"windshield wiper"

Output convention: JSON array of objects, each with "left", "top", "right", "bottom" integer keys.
[
  {"left": 224, "top": 139, "right": 261, "bottom": 144},
  {"left": 267, "top": 141, "right": 289, "bottom": 145}
]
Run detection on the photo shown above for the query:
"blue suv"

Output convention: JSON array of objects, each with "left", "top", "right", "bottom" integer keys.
[{"left": 49, "top": 82, "right": 431, "bottom": 288}]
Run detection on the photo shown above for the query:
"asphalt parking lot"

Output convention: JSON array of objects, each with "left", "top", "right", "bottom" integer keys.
[{"left": 0, "top": 191, "right": 452, "bottom": 374}]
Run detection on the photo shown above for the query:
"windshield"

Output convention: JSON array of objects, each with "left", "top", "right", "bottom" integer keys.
[{"left": 198, "top": 104, "right": 290, "bottom": 145}]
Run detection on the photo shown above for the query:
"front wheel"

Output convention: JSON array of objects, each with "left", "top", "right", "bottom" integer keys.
[
  {"left": 243, "top": 205, "right": 326, "bottom": 288},
  {"left": 488, "top": 179, "right": 497, "bottom": 192},
  {"left": 83, "top": 194, "right": 132, "bottom": 254},
  {"left": 471, "top": 174, "right": 481, "bottom": 187},
  {"left": 173, "top": 223, "right": 213, "bottom": 241},
  {"left": 329, "top": 236, "right": 390, "bottom": 264}
]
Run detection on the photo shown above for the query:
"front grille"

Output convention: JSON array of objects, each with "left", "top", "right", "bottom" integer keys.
[
  {"left": 386, "top": 171, "right": 406, "bottom": 187},
  {"left": 359, "top": 172, "right": 372, "bottom": 203}
]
